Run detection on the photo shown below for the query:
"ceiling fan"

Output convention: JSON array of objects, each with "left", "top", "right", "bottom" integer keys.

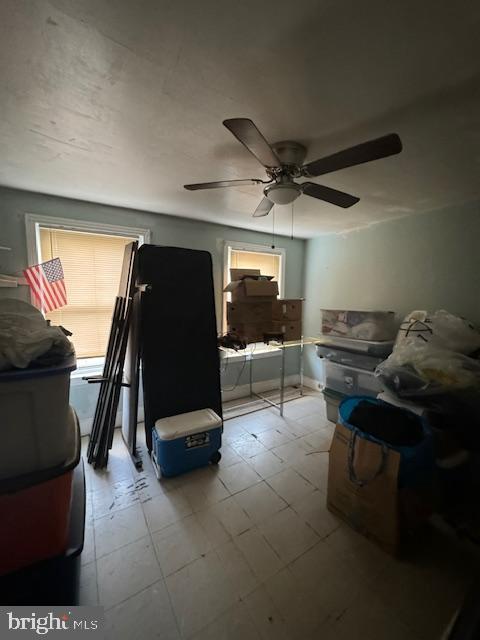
[{"left": 184, "top": 118, "right": 402, "bottom": 217}]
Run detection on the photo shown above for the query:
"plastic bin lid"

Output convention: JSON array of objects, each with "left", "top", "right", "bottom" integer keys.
[
  {"left": 322, "top": 387, "right": 346, "bottom": 401},
  {"left": 0, "top": 354, "right": 77, "bottom": 381},
  {"left": 154, "top": 408, "right": 222, "bottom": 440}
]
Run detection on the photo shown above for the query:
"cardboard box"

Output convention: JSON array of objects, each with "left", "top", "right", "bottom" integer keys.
[
  {"left": 227, "top": 301, "right": 273, "bottom": 323},
  {"left": 273, "top": 299, "right": 303, "bottom": 321},
  {"left": 327, "top": 422, "right": 401, "bottom": 555},
  {"left": 224, "top": 268, "right": 278, "bottom": 302},
  {"left": 225, "top": 279, "right": 279, "bottom": 301},
  {"left": 271, "top": 320, "right": 302, "bottom": 341},
  {"left": 228, "top": 322, "right": 272, "bottom": 343},
  {"left": 229, "top": 268, "right": 261, "bottom": 281}
]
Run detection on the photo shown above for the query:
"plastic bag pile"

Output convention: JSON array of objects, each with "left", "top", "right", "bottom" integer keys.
[
  {"left": 0, "top": 299, "right": 74, "bottom": 371},
  {"left": 376, "top": 310, "right": 480, "bottom": 401}
]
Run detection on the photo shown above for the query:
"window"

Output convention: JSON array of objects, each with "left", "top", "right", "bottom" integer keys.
[
  {"left": 223, "top": 241, "right": 285, "bottom": 334},
  {"left": 26, "top": 215, "right": 150, "bottom": 360},
  {"left": 230, "top": 250, "right": 282, "bottom": 285}
]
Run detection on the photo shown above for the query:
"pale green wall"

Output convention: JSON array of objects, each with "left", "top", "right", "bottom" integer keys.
[
  {"left": 303, "top": 199, "right": 480, "bottom": 383},
  {"left": 0, "top": 186, "right": 306, "bottom": 427}
]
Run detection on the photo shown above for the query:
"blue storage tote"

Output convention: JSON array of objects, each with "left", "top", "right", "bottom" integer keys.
[
  {"left": 338, "top": 395, "right": 433, "bottom": 488},
  {"left": 152, "top": 408, "right": 222, "bottom": 477}
]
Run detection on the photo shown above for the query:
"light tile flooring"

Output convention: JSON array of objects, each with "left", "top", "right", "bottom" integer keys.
[{"left": 79, "top": 393, "right": 479, "bottom": 639}]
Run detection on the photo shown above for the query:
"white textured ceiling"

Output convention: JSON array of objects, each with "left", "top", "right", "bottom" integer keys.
[{"left": 0, "top": 0, "right": 479, "bottom": 237}]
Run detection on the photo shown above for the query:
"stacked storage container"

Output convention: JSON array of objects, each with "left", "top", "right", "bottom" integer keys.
[
  {"left": 0, "top": 354, "right": 85, "bottom": 603},
  {"left": 317, "top": 310, "right": 396, "bottom": 423}
]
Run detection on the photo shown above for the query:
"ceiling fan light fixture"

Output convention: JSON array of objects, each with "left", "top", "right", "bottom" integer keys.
[{"left": 264, "top": 182, "right": 301, "bottom": 205}]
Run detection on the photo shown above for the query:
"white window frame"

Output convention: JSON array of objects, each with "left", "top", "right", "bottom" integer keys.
[
  {"left": 25, "top": 214, "right": 151, "bottom": 265},
  {"left": 25, "top": 213, "right": 151, "bottom": 374},
  {"left": 222, "top": 240, "right": 286, "bottom": 357}
]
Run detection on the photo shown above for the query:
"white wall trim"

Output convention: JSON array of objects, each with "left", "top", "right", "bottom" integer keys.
[
  {"left": 25, "top": 212, "right": 151, "bottom": 266},
  {"left": 302, "top": 375, "right": 322, "bottom": 391}
]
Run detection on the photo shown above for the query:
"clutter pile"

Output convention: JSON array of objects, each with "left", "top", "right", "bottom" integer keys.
[
  {"left": 316, "top": 309, "right": 396, "bottom": 422},
  {"left": 0, "top": 299, "right": 74, "bottom": 370},
  {"left": 376, "top": 309, "right": 480, "bottom": 404},
  {"left": 224, "top": 268, "right": 303, "bottom": 342},
  {"left": 324, "top": 307, "right": 480, "bottom": 553},
  {"left": 0, "top": 299, "right": 84, "bottom": 604}
]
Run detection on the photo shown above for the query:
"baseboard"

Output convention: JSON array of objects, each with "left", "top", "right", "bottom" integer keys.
[{"left": 302, "top": 376, "right": 322, "bottom": 391}]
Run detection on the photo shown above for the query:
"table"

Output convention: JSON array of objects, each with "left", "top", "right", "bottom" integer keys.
[{"left": 220, "top": 337, "right": 316, "bottom": 419}]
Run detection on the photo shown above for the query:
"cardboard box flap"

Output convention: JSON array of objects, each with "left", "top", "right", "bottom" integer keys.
[
  {"left": 224, "top": 276, "right": 276, "bottom": 294},
  {"left": 224, "top": 280, "right": 241, "bottom": 293},
  {"left": 229, "top": 268, "right": 260, "bottom": 281}
]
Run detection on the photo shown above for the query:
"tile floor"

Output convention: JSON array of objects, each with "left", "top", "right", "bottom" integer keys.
[{"left": 79, "top": 393, "right": 479, "bottom": 639}]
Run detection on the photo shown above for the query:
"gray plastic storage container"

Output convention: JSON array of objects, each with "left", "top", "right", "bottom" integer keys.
[
  {"left": 316, "top": 344, "right": 386, "bottom": 371},
  {"left": 324, "top": 361, "right": 382, "bottom": 397},
  {"left": 315, "top": 336, "right": 394, "bottom": 357}
]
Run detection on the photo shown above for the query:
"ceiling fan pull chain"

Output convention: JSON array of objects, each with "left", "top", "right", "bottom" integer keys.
[
  {"left": 271, "top": 206, "right": 276, "bottom": 249},
  {"left": 291, "top": 202, "right": 294, "bottom": 240}
]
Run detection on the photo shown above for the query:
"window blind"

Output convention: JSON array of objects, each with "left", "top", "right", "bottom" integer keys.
[
  {"left": 230, "top": 249, "right": 281, "bottom": 283},
  {"left": 39, "top": 228, "right": 136, "bottom": 358}
]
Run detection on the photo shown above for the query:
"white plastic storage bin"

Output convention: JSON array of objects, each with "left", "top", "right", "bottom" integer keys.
[
  {"left": 152, "top": 408, "right": 222, "bottom": 477},
  {"left": 321, "top": 310, "right": 396, "bottom": 341},
  {"left": 0, "top": 356, "right": 76, "bottom": 480},
  {"left": 322, "top": 388, "right": 345, "bottom": 423},
  {"left": 324, "top": 361, "right": 382, "bottom": 397}
]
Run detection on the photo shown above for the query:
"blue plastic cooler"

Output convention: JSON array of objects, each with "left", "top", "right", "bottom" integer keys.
[{"left": 151, "top": 408, "right": 222, "bottom": 477}]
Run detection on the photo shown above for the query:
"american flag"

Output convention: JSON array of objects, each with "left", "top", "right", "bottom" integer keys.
[{"left": 23, "top": 257, "right": 68, "bottom": 313}]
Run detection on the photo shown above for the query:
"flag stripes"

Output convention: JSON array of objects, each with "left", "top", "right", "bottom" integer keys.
[{"left": 23, "top": 258, "right": 67, "bottom": 313}]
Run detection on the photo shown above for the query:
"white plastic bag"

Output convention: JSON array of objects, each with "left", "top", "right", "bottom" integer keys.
[
  {"left": 0, "top": 299, "right": 74, "bottom": 371},
  {"left": 396, "top": 310, "right": 480, "bottom": 355},
  {"left": 383, "top": 341, "right": 480, "bottom": 389}
]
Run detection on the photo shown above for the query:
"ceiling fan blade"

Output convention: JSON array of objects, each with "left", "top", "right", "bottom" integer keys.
[
  {"left": 302, "top": 133, "right": 402, "bottom": 177},
  {"left": 301, "top": 182, "right": 359, "bottom": 208},
  {"left": 223, "top": 118, "right": 281, "bottom": 169},
  {"left": 184, "top": 178, "right": 264, "bottom": 190},
  {"left": 253, "top": 197, "right": 274, "bottom": 217}
]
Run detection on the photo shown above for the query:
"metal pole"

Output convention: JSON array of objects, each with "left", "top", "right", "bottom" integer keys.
[
  {"left": 279, "top": 345, "right": 285, "bottom": 417},
  {"left": 249, "top": 350, "right": 253, "bottom": 398},
  {"left": 300, "top": 336, "right": 304, "bottom": 397}
]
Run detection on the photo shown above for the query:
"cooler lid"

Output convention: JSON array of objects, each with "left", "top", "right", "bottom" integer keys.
[{"left": 154, "top": 408, "right": 222, "bottom": 440}]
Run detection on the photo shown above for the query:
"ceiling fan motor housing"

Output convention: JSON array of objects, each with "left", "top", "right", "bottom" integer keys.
[{"left": 271, "top": 140, "right": 307, "bottom": 167}]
